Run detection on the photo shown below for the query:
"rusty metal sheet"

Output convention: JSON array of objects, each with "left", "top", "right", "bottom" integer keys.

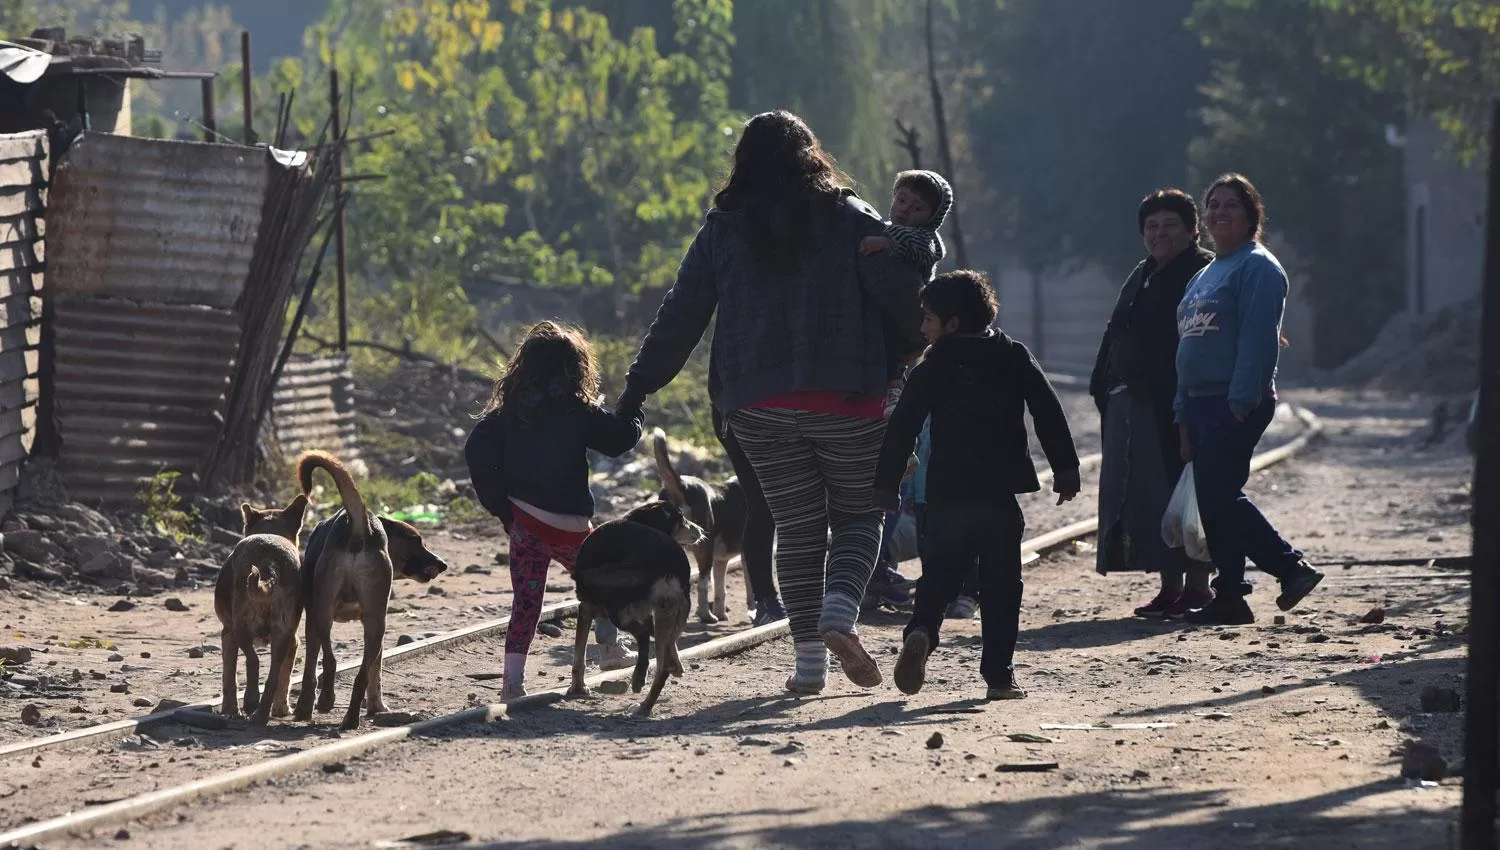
[
  {"left": 44, "top": 133, "right": 266, "bottom": 309},
  {"left": 52, "top": 297, "right": 239, "bottom": 505},
  {"left": 271, "top": 354, "right": 359, "bottom": 463},
  {"left": 0, "top": 131, "right": 45, "bottom": 514}
]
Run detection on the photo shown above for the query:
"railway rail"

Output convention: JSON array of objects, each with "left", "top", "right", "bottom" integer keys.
[{"left": 0, "top": 405, "right": 1323, "bottom": 848}]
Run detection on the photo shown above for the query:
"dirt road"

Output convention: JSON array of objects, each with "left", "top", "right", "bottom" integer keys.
[{"left": 3, "top": 388, "right": 1477, "bottom": 849}]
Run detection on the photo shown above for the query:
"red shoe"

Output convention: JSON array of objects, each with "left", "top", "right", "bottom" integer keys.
[
  {"left": 1162, "top": 589, "right": 1214, "bottom": 620},
  {"left": 1133, "top": 590, "right": 1181, "bottom": 619}
]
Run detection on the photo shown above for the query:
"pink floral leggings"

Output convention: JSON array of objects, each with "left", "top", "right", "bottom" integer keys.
[{"left": 505, "top": 521, "right": 580, "bottom": 656}]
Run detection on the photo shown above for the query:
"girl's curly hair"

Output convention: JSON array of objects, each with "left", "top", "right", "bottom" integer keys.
[{"left": 481, "top": 320, "right": 601, "bottom": 419}]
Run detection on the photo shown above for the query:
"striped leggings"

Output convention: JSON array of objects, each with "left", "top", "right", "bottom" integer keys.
[{"left": 725, "top": 407, "right": 886, "bottom": 643}]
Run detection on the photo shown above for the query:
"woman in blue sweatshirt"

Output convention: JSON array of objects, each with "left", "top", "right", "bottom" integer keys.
[{"left": 1174, "top": 174, "right": 1323, "bottom": 626}]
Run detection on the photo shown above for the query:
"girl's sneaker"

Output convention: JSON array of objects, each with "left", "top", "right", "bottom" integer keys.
[
  {"left": 1133, "top": 590, "right": 1182, "bottom": 619},
  {"left": 752, "top": 596, "right": 788, "bottom": 627},
  {"left": 599, "top": 645, "right": 636, "bottom": 671}
]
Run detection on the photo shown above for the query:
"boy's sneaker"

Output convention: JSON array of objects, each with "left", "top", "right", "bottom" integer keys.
[
  {"left": 599, "top": 645, "right": 636, "bottom": 671},
  {"left": 864, "top": 572, "right": 911, "bottom": 609},
  {"left": 752, "top": 596, "right": 788, "bottom": 627},
  {"left": 1133, "top": 590, "right": 1181, "bottom": 619},
  {"left": 1161, "top": 589, "right": 1213, "bottom": 619},
  {"left": 1276, "top": 562, "right": 1324, "bottom": 611},
  {"left": 882, "top": 565, "right": 916, "bottom": 593},
  {"left": 946, "top": 595, "right": 979, "bottom": 620},
  {"left": 1183, "top": 594, "right": 1255, "bottom": 626},
  {"left": 893, "top": 630, "right": 931, "bottom": 695},
  {"left": 986, "top": 681, "right": 1027, "bottom": 701}
]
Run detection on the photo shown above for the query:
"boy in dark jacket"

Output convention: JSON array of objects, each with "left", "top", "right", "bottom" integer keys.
[{"left": 873, "top": 271, "right": 1081, "bottom": 701}]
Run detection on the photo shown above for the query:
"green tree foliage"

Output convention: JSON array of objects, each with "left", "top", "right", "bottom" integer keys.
[
  {"left": 1313, "top": 0, "right": 1500, "bottom": 157},
  {"left": 962, "top": 0, "right": 1210, "bottom": 277},
  {"left": 1188, "top": 0, "right": 1407, "bottom": 367},
  {"left": 261, "top": 0, "right": 736, "bottom": 364}
]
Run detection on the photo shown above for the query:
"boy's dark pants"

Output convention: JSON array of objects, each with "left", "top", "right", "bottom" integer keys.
[
  {"left": 905, "top": 497, "right": 1024, "bottom": 688},
  {"left": 914, "top": 504, "right": 980, "bottom": 601},
  {"left": 1182, "top": 395, "right": 1303, "bottom": 599}
]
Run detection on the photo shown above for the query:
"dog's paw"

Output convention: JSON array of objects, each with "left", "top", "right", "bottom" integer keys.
[
  {"left": 712, "top": 603, "right": 728, "bottom": 621},
  {"left": 249, "top": 711, "right": 272, "bottom": 727},
  {"left": 339, "top": 715, "right": 361, "bottom": 732},
  {"left": 292, "top": 709, "right": 313, "bottom": 723},
  {"left": 316, "top": 694, "right": 336, "bottom": 713},
  {"left": 566, "top": 684, "right": 590, "bottom": 699},
  {"left": 630, "top": 702, "right": 655, "bottom": 718},
  {"left": 271, "top": 702, "right": 292, "bottom": 719},
  {"left": 697, "top": 608, "right": 719, "bottom": 625}
]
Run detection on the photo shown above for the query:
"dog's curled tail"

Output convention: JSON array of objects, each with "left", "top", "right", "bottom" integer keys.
[
  {"left": 651, "top": 428, "right": 686, "bottom": 505},
  {"left": 246, "top": 564, "right": 274, "bottom": 597},
  {"left": 297, "top": 450, "right": 371, "bottom": 548}
]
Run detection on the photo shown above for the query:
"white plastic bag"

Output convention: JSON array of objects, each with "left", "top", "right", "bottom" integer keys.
[{"left": 1162, "top": 463, "right": 1212, "bottom": 562}]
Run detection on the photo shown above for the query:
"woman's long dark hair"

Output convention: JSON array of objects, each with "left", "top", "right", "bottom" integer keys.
[
  {"left": 1203, "top": 172, "right": 1266, "bottom": 244},
  {"left": 481, "top": 320, "right": 601, "bottom": 420},
  {"left": 713, "top": 110, "right": 851, "bottom": 271}
]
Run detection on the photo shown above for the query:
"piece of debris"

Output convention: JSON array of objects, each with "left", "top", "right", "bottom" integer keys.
[
  {"left": 109, "top": 682, "right": 130, "bottom": 694},
  {"left": 173, "top": 709, "right": 227, "bottom": 731},
  {"left": 107, "top": 653, "right": 124, "bottom": 662},
  {"left": 132, "top": 698, "right": 152, "bottom": 708},
  {"left": 537, "top": 622, "right": 563, "bottom": 638},
  {"left": 373, "top": 711, "right": 421, "bottom": 727},
  {"left": 1361, "top": 607, "right": 1387, "bottom": 625},
  {"left": 1039, "top": 722, "right": 1175, "bottom": 731},
  {"left": 187, "top": 647, "right": 204, "bottom": 659},
  {"left": 155, "top": 699, "right": 189, "bottom": 713},
  {"left": 598, "top": 680, "right": 629, "bottom": 695},
  {"left": 426, "top": 585, "right": 445, "bottom": 596},
  {"left": 783, "top": 757, "right": 801, "bottom": 767},
  {"left": 1197, "top": 712, "right": 1234, "bottom": 721},
  {"left": 1272, "top": 615, "right": 1286, "bottom": 625},
  {"left": 771, "top": 742, "right": 804, "bottom": 756},
  {"left": 0, "top": 645, "right": 32, "bottom": 665},
  {"left": 1420, "top": 686, "right": 1462, "bottom": 713},
  {"left": 1401, "top": 739, "right": 1448, "bottom": 781},
  {"left": 1306, "top": 634, "right": 1331, "bottom": 644},
  {"left": 1261, "top": 686, "right": 1277, "bottom": 695},
  {"left": 107, "top": 599, "right": 136, "bottom": 613},
  {"left": 115, "top": 828, "right": 130, "bottom": 841},
  {"left": 926, "top": 732, "right": 945, "bottom": 750},
  {"left": 140, "top": 651, "right": 151, "bottom": 659},
  {"left": 995, "top": 761, "right": 1058, "bottom": 772},
  {"left": 20, "top": 704, "right": 42, "bottom": 725},
  {"left": 1006, "top": 733, "right": 1055, "bottom": 744},
  {"left": 465, "top": 672, "right": 504, "bottom": 681},
  {"left": 164, "top": 598, "right": 190, "bottom": 612},
  {"left": 323, "top": 762, "right": 348, "bottom": 774},
  {"left": 373, "top": 830, "right": 472, "bottom": 849},
  {"left": 739, "top": 737, "right": 776, "bottom": 747},
  {"left": 396, "top": 635, "right": 417, "bottom": 647}
]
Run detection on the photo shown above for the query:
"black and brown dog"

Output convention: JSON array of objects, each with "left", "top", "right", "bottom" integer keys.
[
  {"left": 292, "top": 451, "right": 450, "bottom": 729},
  {"left": 214, "top": 495, "right": 308, "bottom": 724},
  {"left": 651, "top": 428, "right": 750, "bottom": 624},
  {"left": 568, "top": 499, "right": 704, "bottom": 716}
]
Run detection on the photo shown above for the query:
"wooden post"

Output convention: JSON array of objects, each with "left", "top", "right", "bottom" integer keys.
[
  {"left": 240, "top": 30, "right": 254, "bottom": 145},
  {"left": 330, "top": 68, "right": 349, "bottom": 352},
  {"left": 925, "top": 0, "right": 968, "bottom": 269},
  {"left": 200, "top": 78, "right": 216, "bottom": 143},
  {"left": 1461, "top": 99, "right": 1500, "bottom": 850}
]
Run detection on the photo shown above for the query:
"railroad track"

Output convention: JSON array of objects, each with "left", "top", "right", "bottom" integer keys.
[{"left": 0, "top": 406, "right": 1320, "bottom": 847}]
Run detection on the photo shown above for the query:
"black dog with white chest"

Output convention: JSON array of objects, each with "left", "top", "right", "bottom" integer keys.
[{"left": 568, "top": 500, "right": 704, "bottom": 716}]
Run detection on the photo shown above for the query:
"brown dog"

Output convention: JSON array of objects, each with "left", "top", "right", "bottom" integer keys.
[
  {"left": 214, "top": 495, "right": 308, "bottom": 724},
  {"left": 292, "top": 451, "right": 448, "bottom": 729}
]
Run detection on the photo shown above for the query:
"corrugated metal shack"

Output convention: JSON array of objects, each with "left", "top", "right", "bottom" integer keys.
[
  {"left": 43, "top": 134, "right": 268, "bottom": 504},
  {"left": 0, "top": 131, "right": 47, "bottom": 514},
  {"left": 270, "top": 353, "right": 360, "bottom": 463}
]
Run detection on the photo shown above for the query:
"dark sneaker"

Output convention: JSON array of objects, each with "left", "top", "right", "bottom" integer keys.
[
  {"left": 882, "top": 565, "right": 916, "bottom": 593},
  {"left": 986, "top": 682, "right": 1027, "bottom": 701},
  {"left": 1133, "top": 590, "right": 1181, "bottom": 619},
  {"left": 753, "top": 596, "right": 788, "bottom": 627},
  {"left": 893, "top": 630, "right": 931, "bottom": 695},
  {"left": 1184, "top": 595, "right": 1255, "bottom": 626},
  {"left": 1162, "top": 589, "right": 1214, "bottom": 620},
  {"left": 946, "top": 595, "right": 979, "bottom": 619},
  {"left": 864, "top": 575, "right": 911, "bottom": 608},
  {"left": 1276, "top": 563, "right": 1324, "bottom": 611}
]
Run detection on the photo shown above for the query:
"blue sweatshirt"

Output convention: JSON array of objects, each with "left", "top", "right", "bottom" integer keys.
[{"left": 1174, "top": 242, "right": 1287, "bottom": 420}]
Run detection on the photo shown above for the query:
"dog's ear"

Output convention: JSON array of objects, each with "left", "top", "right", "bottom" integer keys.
[
  {"left": 281, "top": 494, "right": 309, "bottom": 528},
  {"left": 240, "top": 502, "right": 256, "bottom": 533}
]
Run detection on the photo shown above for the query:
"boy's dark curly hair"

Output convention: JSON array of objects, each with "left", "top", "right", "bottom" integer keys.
[
  {"left": 482, "top": 320, "right": 601, "bottom": 420},
  {"left": 921, "top": 270, "right": 999, "bottom": 334}
]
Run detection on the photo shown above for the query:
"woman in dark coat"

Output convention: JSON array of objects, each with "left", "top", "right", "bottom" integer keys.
[{"left": 1089, "top": 188, "right": 1214, "bottom": 618}]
